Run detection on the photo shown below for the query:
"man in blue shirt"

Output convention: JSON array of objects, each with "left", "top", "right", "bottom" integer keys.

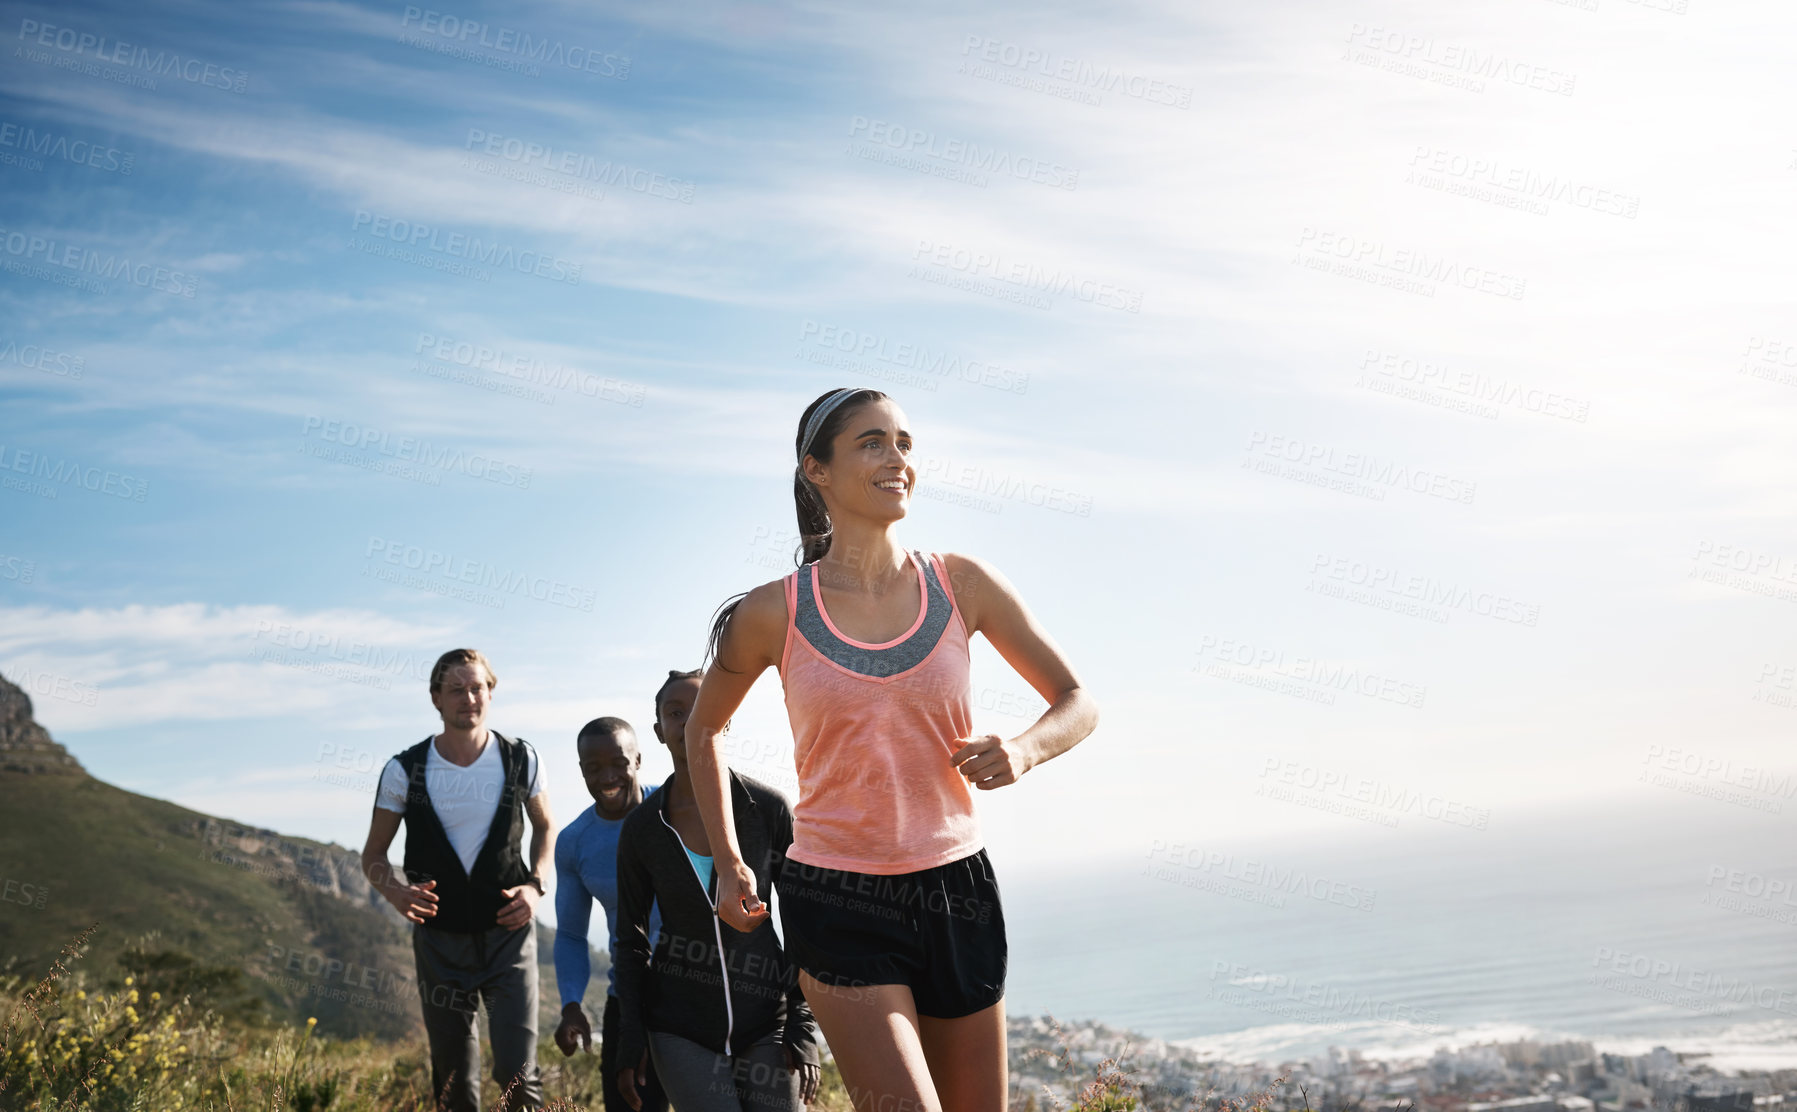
[{"left": 552, "top": 717, "right": 667, "bottom": 1112}]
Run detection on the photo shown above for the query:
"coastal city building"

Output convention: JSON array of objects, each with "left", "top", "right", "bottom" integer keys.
[{"left": 1006, "top": 1018, "right": 1797, "bottom": 1112}]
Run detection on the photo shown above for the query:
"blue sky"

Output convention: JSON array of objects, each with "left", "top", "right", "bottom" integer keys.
[{"left": 3, "top": 0, "right": 1795, "bottom": 964}]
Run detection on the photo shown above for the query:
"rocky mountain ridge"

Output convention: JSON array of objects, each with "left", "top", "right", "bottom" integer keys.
[{"left": 0, "top": 672, "right": 84, "bottom": 775}]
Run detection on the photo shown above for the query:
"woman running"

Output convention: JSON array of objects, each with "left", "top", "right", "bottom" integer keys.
[
  {"left": 612, "top": 669, "right": 822, "bottom": 1112},
  {"left": 685, "top": 387, "right": 1099, "bottom": 1112}
]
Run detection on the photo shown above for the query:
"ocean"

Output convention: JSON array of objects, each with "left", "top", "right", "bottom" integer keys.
[{"left": 998, "top": 798, "right": 1797, "bottom": 1070}]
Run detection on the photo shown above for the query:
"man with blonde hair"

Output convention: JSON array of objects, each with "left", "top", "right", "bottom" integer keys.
[{"left": 361, "top": 648, "right": 553, "bottom": 1112}]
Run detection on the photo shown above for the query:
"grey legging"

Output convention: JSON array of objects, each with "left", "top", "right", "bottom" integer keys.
[{"left": 646, "top": 1028, "right": 801, "bottom": 1112}]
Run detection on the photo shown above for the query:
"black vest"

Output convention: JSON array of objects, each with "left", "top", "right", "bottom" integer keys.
[{"left": 396, "top": 731, "right": 534, "bottom": 934}]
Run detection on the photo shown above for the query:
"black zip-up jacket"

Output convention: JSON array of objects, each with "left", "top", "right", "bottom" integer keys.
[{"left": 613, "top": 770, "right": 820, "bottom": 1070}]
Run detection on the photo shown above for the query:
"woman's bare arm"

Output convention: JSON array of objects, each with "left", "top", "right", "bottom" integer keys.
[
  {"left": 943, "top": 552, "right": 1100, "bottom": 787},
  {"left": 688, "top": 579, "right": 788, "bottom": 930}
]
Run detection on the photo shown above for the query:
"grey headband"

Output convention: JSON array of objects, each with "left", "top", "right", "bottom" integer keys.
[{"left": 797, "top": 388, "right": 862, "bottom": 462}]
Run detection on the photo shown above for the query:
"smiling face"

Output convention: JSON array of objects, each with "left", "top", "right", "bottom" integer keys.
[
  {"left": 429, "top": 663, "right": 493, "bottom": 732},
  {"left": 804, "top": 398, "right": 915, "bottom": 524},
  {"left": 577, "top": 729, "right": 641, "bottom": 819},
  {"left": 653, "top": 676, "right": 702, "bottom": 766}
]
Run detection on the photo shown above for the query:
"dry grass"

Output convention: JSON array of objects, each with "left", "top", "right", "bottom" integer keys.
[
  {"left": 0, "top": 925, "right": 613, "bottom": 1111},
  {"left": 0, "top": 927, "right": 880, "bottom": 1111}
]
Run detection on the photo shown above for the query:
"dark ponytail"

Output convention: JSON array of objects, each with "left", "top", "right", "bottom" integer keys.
[
  {"left": 793, "top": 469, "right": 832, "bottom": 565},
  {"left": 705, "top": 386, "right": 887, "bottom": 671}
]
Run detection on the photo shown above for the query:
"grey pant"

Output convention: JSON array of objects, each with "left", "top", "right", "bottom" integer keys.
[
  {"left": 647, "top": 1029, "right": 801, "bottom": 1112},
  {"left": 413, "top": 924, "right": 543, "bottom": 1112}
]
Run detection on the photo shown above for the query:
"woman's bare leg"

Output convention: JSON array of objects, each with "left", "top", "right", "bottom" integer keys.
[
  {"left": 800, "top": 970, "right": 940, "bottom": 1112},
  {"left": 917, "top": 998, "right": 1006, "bottom": 1112}
]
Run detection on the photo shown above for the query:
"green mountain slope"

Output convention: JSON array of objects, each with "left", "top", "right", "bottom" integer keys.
[{"left": 0, "top": 673, "right": 608, "bottom": 1042}]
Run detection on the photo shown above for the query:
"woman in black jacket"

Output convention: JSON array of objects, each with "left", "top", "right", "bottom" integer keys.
[{"left": 613, "top": 669, "right": 821, "bottom": 1111}]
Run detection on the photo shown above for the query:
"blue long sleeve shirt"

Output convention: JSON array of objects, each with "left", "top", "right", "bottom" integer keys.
[{"left": 554, "top": 788, "right": 660, "bottom": 1005}]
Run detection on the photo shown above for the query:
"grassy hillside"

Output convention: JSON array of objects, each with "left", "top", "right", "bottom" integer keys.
[
  {"left": 0, "top": 931, "right": 875, "bottom": 1112},
  {"left": 0, "top": 940, "right": 1148, "bottom": 1112},
  {"left": 0, "top": 677, "right": 611, "bottom": 1044},
  {"left": 0, "top": 766, "right": 424, "bottom": 1041}
]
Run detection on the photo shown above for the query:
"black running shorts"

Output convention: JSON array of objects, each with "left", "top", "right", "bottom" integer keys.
[{"left": 776, "top": 848, "right": 1007, "bottom": 1019}]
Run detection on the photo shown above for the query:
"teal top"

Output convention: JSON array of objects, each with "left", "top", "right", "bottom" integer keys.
[{"left": 684, "top": 846, "right": 714, "bottom": 894}]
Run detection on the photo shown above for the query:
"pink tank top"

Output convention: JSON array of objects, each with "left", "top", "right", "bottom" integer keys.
[{"left": 778, "top": 549, "right": 981, "bottom": 875}]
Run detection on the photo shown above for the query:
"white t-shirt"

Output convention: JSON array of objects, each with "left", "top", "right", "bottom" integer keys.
[{"left": 376, "top": 734, "right": 544, "bottom": 877}]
